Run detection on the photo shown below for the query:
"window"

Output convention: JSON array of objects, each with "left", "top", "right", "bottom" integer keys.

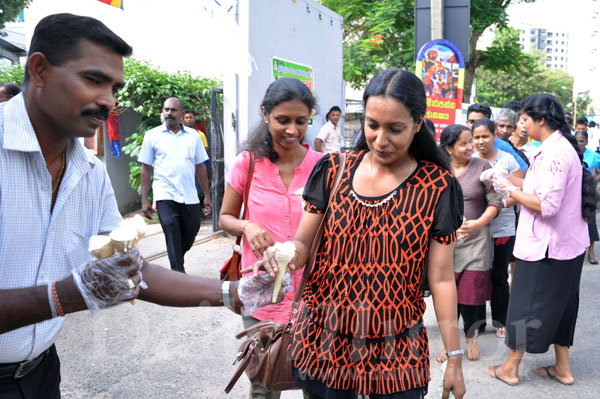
[{"left": 547, "top": 48, "right": 552, "bottom": 53}]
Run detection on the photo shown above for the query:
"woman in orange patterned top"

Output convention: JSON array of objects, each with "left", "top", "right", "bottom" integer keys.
[{"left": 250, "top": 69, "right": 466, "bottom": 399}]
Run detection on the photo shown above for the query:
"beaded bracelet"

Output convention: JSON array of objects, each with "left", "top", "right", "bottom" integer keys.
[
  {"left": 47, "top": 283, "right": 58, "bottom": 318},
  {"left": 51, "top": 281, "right": 65, "bottom": 317}
]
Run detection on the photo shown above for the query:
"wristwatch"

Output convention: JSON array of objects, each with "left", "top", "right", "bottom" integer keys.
[
  {"left": 222, "top": 281, "right": 231, "bottom": 308},
  {"left": 447, "top": 348, "right": 464, "bottom": 358}
]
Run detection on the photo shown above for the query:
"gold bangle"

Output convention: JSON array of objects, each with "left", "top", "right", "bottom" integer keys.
[{"left": 241, "top": 220, "right": 252, "bottom": 235}]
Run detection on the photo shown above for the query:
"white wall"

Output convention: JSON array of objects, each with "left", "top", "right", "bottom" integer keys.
[
  {"left": 24, "top": 0, "right": 242, "bottom": 79},
  {"left": 223, "top": 0, "right": 344, "bottom": 177}
]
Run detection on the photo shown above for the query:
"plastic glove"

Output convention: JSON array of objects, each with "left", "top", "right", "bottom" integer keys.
[
  {"left": 480, "top": 167, "right": 508, "bottom": 184},
  {"left": 493, "top": 174, "right": 519, "bottom": 198},
  {"left": 479, "top": 168, "right": 495, "bottom": 183},
  {"left": 238, "top": 272, "right": 293, "bottom": 316},
  {"left": 72, "top": 247, "right": 144, "bottom": 314}
]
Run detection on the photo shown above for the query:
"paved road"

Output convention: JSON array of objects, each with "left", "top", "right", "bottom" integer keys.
[{"left": 57, "top": 224, "right": 600, "bottom": 398}]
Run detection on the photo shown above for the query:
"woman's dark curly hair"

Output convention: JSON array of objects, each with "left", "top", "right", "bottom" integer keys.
[
  {"left": 242, "top": 77, "right": 317, "bottom": 162},
  {"left": 354, "top": 68, "right": 450, "bottom": 171},
  {"left": 522, "top": 93, "right": 598, "bottom": 222}
]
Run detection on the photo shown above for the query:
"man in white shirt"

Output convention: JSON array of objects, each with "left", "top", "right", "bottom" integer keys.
[
  {"left": 139, "top": 98, "right": 211, "bottom": 273},
  {"left": 315, "top": 105, "right": 343, "bottom": 153},
  {"left": 0, "top": 14, "right": 270, "bottom": 398}
]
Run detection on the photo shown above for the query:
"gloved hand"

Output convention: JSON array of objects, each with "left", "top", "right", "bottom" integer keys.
[
  {"left": 493, "top": 173, "right": 519, "bottom": 199},
  {"left": 480, "top": 167, "right": 508, "bottom": 184},
  {"left": 72, "top": 247, "right": 146, "bottom": 314},
  {"left": 479, "top": 168, "right": 496, "bottom": 183},
  {"left": 237, "top": 272, "right": 293, "bottom": 316}
]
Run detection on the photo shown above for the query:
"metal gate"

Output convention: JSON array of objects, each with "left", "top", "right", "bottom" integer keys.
[{"left": 210, "top": 88, "right": 225, "bottom": 232}]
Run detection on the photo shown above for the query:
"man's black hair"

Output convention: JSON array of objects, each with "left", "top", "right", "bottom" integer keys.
[
  {"left": 184, "top": 109, "right": 196, "bottom": 115},
  {"left": 576, "top": 116, "right": 589, "bottom": 126},
  {"left": 467, "top": 103, "right": 492, "bottom": 118},
  {"left": 24, "top": 13, "right": 132, "bottom": 83},
  {"left": 0, "top": 82, "right": 21, "bottom": 96},
  {"left": 504, "top": 100, "right": 522, "bottom": 113},
  {"left": 565, "top": 114, "right": 574, "bottom": 127}
]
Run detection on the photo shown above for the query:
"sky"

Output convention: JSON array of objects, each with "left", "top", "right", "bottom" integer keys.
[{"left": 507, "top": 0, "right": 595, "bottom": 92}]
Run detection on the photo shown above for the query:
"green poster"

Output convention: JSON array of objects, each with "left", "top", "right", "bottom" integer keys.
[
  {"left": 272, "top": 57, "right": 314, "bottom": 91},
  {"left": 272, "top": 57, "right": 314, "bottom": 124}
]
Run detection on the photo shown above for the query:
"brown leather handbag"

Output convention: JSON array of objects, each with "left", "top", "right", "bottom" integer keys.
[
  {"left": 220, "top": 152, "right": 255, "bottom": 281},
  {"left": 224, "top": 153, "right": 347, "bottom": 394}
]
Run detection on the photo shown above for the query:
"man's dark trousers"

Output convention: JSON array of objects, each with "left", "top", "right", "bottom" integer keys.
[{"left": 156, "top": 200, "right": 201, "bottom": 273}]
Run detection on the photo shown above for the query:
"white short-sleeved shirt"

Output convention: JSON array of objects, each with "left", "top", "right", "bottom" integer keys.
[
  {"left": 138, "top": 123, "right": 209, "bottom": 204},
  {"left": 316, "top": 120, "right": 343, "bottom": 153},
  {"left": 0, "top": 94, "right": 122, "bottom": 362}
]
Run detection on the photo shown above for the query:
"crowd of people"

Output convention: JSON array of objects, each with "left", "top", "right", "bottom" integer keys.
[{"left": 1, "top": 11, "right": 597, "bottom": 399}]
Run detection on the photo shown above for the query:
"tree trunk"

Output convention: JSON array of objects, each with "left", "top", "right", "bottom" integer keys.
[{"left": 463, "top": 32, "right": 482, "bottom": 103}]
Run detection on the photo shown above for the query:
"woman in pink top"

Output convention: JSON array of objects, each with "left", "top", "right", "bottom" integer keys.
[
  {"left": 219, "top": 77, "right": 324, "bottom": 399},
  {"left": 486, "top": 94, "right": 597, "bottom": 386}
]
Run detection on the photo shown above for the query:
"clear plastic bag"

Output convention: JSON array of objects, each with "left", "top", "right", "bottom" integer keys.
[
  {"left": 238, "top": 272, "right": 293, "bottom": 315},
  {"left": 72, "top": 247, "right": 144, "bottom": 314}
]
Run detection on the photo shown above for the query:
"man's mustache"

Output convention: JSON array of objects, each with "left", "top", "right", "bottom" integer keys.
[{"left": 81, "top": 107, "right": 109, "bottom": 121}]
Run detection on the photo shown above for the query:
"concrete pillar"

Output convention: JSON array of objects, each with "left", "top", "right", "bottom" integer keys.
[{"left": 431, "top": 0, "right": 444, "bottom": 40}]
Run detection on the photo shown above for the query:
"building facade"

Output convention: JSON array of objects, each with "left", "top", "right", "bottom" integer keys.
[{"left": 518, "top": 26, "right": 570, "bottom": 71}]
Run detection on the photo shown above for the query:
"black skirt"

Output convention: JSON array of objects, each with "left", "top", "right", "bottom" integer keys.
[
  {"left": 505, "top": 253, "right": 584, "bottom": 353},
  {"left": 588, "top": 216, "right": 599, "bottom": 242}
]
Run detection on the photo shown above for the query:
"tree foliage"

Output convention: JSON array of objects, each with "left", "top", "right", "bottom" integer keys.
[
  {"left": 321, "top": 0, "right": 415, "bottom": 88},
  {"left": 322, "top": 0, "right": 536, "bottom": 100},
  {"left": 117, "top": 58, "right": 220, "bottom": 195},
  {"left": 117, "top": 58, "right": 219, "bottom": 126},
  {"left": 0, "top": 1, "right": 30, "bottom": 32},
  {"left": 464, "top": 0, "right": 536, "bottom": 102},
  {"left": 0, "top": 63, "right": 24, "bottom": 85},
  {"left": 474, "top": 27, "right": 591, "bottom": 116}
]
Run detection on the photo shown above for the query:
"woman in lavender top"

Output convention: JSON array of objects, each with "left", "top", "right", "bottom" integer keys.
[{"left": 486, "top": 94, "right": 596, "bottom": 386}]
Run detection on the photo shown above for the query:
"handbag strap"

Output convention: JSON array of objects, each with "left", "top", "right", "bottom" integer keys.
[
  {"left": 291, "top": 152, "right": 347, "bottom": 310},
  {"left": 234, "top": 152, "right": 255, "bottom": 248}
]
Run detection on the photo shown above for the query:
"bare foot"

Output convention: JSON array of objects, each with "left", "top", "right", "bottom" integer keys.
[
  {"left": 466, "top": 337, "right": 480, "bottom": 361},
  {"left": 533, "top": 365, "right": 574, "bottom": 385},
  {"left": 436, "top": 348, "right": 447, "bottom": 363},
  {"left": 486, "top": 364, "right": 519, "bottom": 386}
]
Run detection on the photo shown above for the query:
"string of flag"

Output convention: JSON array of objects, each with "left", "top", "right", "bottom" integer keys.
[
  {"left": 291, "top": 0, "right": 343, "bottom": 30},
  {"left": 97, "top": 0, "right": 123, "bottom": 10}
]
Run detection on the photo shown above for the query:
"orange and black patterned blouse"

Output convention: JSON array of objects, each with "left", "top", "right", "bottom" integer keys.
[{"left": 290, "top": 150, "right": 463, "bottom": 396}]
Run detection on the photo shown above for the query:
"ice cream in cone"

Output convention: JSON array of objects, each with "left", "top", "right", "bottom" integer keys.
[
  {"left": 269, "top": 241, "right": 296, "bottom": 303},
  {"left": 88, "top": 235, "right": 114, "bottom": 259}
]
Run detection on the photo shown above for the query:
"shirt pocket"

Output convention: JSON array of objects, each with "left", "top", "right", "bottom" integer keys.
[{"left": 63, "top": 229, "right": 94, "bottom": 273}]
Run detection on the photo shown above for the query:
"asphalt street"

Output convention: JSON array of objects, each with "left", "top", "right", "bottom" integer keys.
[{"left": 56, "top": 222, "right": 600, "bottom": 398}]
